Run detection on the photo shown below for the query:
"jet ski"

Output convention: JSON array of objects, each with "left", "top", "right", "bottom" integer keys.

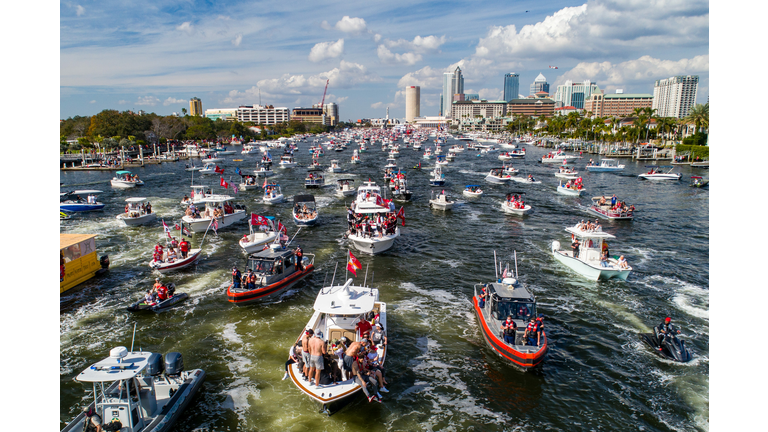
[
  {"left": 639, "top": 325, "right": 693, "bottom": 362},
  {"left": 127, "top": 283, "right": 189, "bottom": 312}
]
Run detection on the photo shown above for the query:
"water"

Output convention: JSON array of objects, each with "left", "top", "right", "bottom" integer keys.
[{"left": 60, "top": 139, "right": 709, "bottom": 431}]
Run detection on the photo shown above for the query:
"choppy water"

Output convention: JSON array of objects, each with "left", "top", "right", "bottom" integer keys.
[{"left": 60, "top": 137, "right": 709, "bottom": 431}]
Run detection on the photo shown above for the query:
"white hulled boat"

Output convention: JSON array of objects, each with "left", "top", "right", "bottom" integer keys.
[
  {"left": 262, "top": 183, "right": 285, "bottom": 204},
  {"left": 116, "top": 197, "right": 157, "bottom": 226},
  {"left": 638, "top": 165, "right": 682, "bottom": 180},
  {"left": 585, "top": 158, "right": 625, "bottom": 172},
  {"left": 551, "top": 224, "right": 632, "bottom": 281},
  {"left": 111, "top": 170, "right": 144, "bottom": 188},
  {"left": 589, "top": 196, "right": 635, "bottom": 220},
  {"left": 254, "top": 161, "right": 274, "bottom": 177},
  {"left": 181, "top": 195, "right": 246, "bottom": 232},
  {"left": 239, "top": 216, "right": 279, "bottom": 253},
  {"left": 485, "top": 168, "right": 513, "bottom": 184},
  {"left": 328, "top": 159, "right": 344, "bottom": 173},
  {"left": 305, "top": 168, "right": 324, "bottom": 189},
  {"left": 199, "top": 163, "right": 216, "bottom": 174},
  {"left": 347, "top": 182, "right": 400, "bottom": 254},
  {"left": 238, "top": 175, "right": 260, "bottom": 190},
  {"left": 501, "top": 192, "right": 532, "bottom": 215},
  {"left": 463, "top": 185, "right": 483, "bottom": 197},
  {"left": 429, "top": 190, "right": 454, "bottom": 211},
  {"left": 335, "top": 178, "right": 356, "bottom": 197},
  {"left": 554, "top": 164, "right": 579, "bottom": 179},
  {"left": 293, "top": 195, "right": 319, "bottom": 225},
  {"left": 279, "top": 154, "right": 297, "bottom": 168},
  {"left": 557, "top": 178, "right": 585, "bottom": 196},
  {"left": 540, "top": 150, "right": 579, "bottom": 164}
]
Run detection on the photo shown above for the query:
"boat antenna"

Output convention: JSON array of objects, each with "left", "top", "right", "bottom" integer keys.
[
  {"left": 493, "top": 250, "right": 498, "bottom": 280},
  {"left": 514, "top": 251, "right": 519, "bottom": 279},
  {"left": 363, "top": 263, "right": 369, "bottom": 287},
  {"left": 345, "top": 250, "right": 349, "bottom": 280},
  {"left": 288, "top": 227, "right": 301, "bottom": 245},
  {"left": 329, "top": 262, "right": 338, "bottom": 290},
  {"left": 129, "top": 323, "right": 137, "bottom": 352}
]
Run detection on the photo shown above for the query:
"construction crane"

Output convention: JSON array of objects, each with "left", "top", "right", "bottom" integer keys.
[{"left": 320, "top": 79, "right": 329, "bottom": 111}]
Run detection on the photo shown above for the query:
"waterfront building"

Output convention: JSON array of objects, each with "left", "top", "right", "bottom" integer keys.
[
  {"left": 236, "top": 105, "right": 290, "bottom": 124},
  {"left": 322, "top": 102, "right": 339, "bottom": 126},
  {"left": 413, "top": 116, "right": 449, "bottom": 129},
  {"left": 554, "top": 80, "right": 599, "bottom": 109},
  {"left": 503, "top": 73, "right": 520, "bottom": 102},
  {"left": 292, "top": 107, "right": 327, "bottom": 125},
  {"left": 190, "top": 97, "right": 203, "bottom": 116},
  {"left": 451, "top": 100, "right": 506, "bottom": 121},
  {"left": 652, "top": 75, "right": 699, "bottom": 119},
  {"left": 530, "top": 73, "right": 550, "bottom": 96},
  {"left": 507, "top": 98, "right": 556, "bottom": 117},
  {"left": 205, "top": 108, "right": 237, "bottom": 121},
  {"left": 441, "top": 66, "right": 464, "bottom": 117},
  {"left": 405, "top": 86, "right": 421, "bottom": 122},
  {"left": 553, "top": 106, "right": 581, "bottom": 116},
  {"left": 585, "top": 92, "right": 653, "bottom": 117}
]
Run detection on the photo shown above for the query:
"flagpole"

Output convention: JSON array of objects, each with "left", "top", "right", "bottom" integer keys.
[
  {"left": 345, "top": 250, "right": 349, "bottom": 279},
  {"left": 288, "top": 227, "right": 301, "bottom": 246},
  {"left": 493, "top": 250, "right": 498, "bottom": 280},
  {"left": 199, "top": 217, "right": 215, "bottom": 249}
]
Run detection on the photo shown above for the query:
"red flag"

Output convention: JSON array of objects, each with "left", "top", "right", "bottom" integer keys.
[
  {"left": 277, "top": 221, "right": 287, "bottom": 234},
  {"left": 375, "top": 194, "right": 384, "bottom": 207},
  {"left": 174, "top": 223, "right": 181, "bottom": 231},
  {"left": 263, "top": 177, "right": 268, "bottom": 188},
  {"left": 183, "top": 226, "right": 191, "bottom": 236},
  {"left": 220, "top": 177, "right": 229, "bottom": 189},
  {"left": 397, "top": 207, "right": 405, "bottom": 226},
  {"left": 213, "top": 218, "right": 219, "bottom": 234},
  {"left": 162, "top": 219, "right": 172, "bottom": 238},
  {"left": 347, "top": 251, "right": 361, "bottom": 276},
  {"left": 215, "top": 165, "right": 224, "bottom": 174},
  {"left": 250, "top": 213, "right": 268, "bottom": 226}
]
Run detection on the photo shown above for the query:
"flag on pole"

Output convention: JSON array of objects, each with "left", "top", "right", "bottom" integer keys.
[
  {"left": 276, "top": 221, "right": 287, "bottom": 234},
  {"left": 174, "top": 223, "right": 181, "bottom": 231},
  {"left": 220, "top": 177, "right": 229, "bottom": 189},
  {"left": 215, "top": 165, "right": 224, "bottom": 174},
  {"left": 213, "top": 218, "right": 219, "bottom": 235},
  {"left": 347, "top": 250, "right": 362, "bottom": 276},
  {"left": 235, "top": 167, "right": 241, "bottom": 175},
  {"left": 162, "top": 219, "right": 172, "bottom": 238},
  {"left": 262, "top": 177, "right": 268, "bottom": 188},
  {"left": 501, "top": 264, "right": 508, "bottom": 280},
  {"left": 397, "top": 206, "right": 405, "bottom": 226},
  {"left": 250, "top": 213, "right": 268, "bottom": 226},
  {"left": 233, "top": 184, "right": 239, "bottom": 194},
  {"left": 183, "top": 226, "right": 191, "bottom": 236}
]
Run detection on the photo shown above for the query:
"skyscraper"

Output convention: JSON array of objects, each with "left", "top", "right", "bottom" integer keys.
[
  {"left": 441, "top": 66, "right": 464, "bottom": 117},
  {"left": 652, "top": 75, "right": 699, "bottom": 118},
  {"left": 405, "top": 86, "right": 421, "bottom": 122},
  {"left": 189, "top": 97, "right": 202, "bottom": 116},
  {"left": 554, "top": 80, "right": 599, "bottom": 109},
  {"left": 529, "top": 73, "right": 550, "bottom": 96},
  {"left": 503, "top": 73, "right": 520, "bottom": 102}
]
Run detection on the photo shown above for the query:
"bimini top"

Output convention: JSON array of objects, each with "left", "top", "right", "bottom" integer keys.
[
  {"left": 115, "top": 171, "right": 133, "bottom": 175},
  {"left": 294, "top": 194, "right": 316, "bottom": 203},
  {"left": 125, "top": 197, "right": 148, "bottom": 203},
  {"left": 60, "top": 190, "right": 103, "bottom": 196},
  {"left": 465, "top": 185, "right": 481, "bottom": 188},
  {"left": 564, "top": 225, "right": 616, "bottom": 239},
  {"left": 313, "top": 279, "right": 378, "bottom": 315},
  {"left": 199, "top": 195, "right": 235, "bottom": 203},
  {"left": 336, "top": 178, "right": 355, "bottom": 183},
  {"left": 75, "top": 348, "right": 153, "bottom": 383}
]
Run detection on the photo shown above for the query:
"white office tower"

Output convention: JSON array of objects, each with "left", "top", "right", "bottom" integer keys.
[
  {"left": 441, "top": 66, "right": 464, "bottom": 117},
  {"left": 652, "top": 75, "right": 699, "bottom": 119}
]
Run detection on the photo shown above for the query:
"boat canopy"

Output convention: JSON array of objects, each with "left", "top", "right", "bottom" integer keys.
[
  {"left": 200, "top": 195, "right": 235, "bottom": 203},
  {"left": 313, "top": 279, "right": 377, "bottom": 315},
  {"left": 564, "top": 226, "right": 616, "bottom": 239},
  {"left": 336, "top": 178, "right": 355, "bottom": 183},
  {"left": 294, "top": 194, "right": 316, "bottom": 204},
  {"left": 60, "top": 190, "right": 103, "bottom": 196},
  {"left": 75, "top": 350, "right": 152, "bottom": 383},
  {"left": 691, "top": 176, "right": 702, "bottom": 179},
  {"left": 116, "top": 171, "right": 132, "bottom": 175},
  {"left": 125, "top": 197, "right": 148, "bottom": 203}
]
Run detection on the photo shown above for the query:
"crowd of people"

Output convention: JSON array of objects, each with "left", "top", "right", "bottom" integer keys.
[
  {"left": 293, "top": 204, "right": 317, "bottom": 221},
  {"left": 184, "top": 202, "right": 237, "bottom": 219},
  {"left": 563, "top": 177, "right": 584, "bottom": 190},
  {"left": 152, "top": 237, "right": 190, "bottom": 264},
  {"left": 124, "top": 201, "right": 152, "bottom": 218},
  {"left": 143, "top": 278, "right": 176, "bottom": 306},
  {"left": 505, "top": 193, "right": 526, "bottom": 209},
  {"left": 347, "top": 208, "right": 398, "bottom": 239}
]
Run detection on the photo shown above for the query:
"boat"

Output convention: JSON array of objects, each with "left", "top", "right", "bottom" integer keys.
[
  {"left": 502, "top": 161, "right": 519, "bottom": 176},
  {"left": 485, "top": 168, "right": 513, "bottom": 184},
  {"left": 199, "top": 163, "right": 217, "bottom": 174},
  {"left": 585, "top": 158, "right": 625, "bottom": 172},
  {"left": 639, "top": 322, "right": 693, "bottom": 362},
  {"left": 423, "top": 148, "right": 433, "bottom": 159},
  {"left": 262, "top": 183, "right": 285, "bottom": 204},
  {"left": 149, "top": 231, "right": 202, "bottom": 273},
  {"left": 110, "top": 170, "right": 145, "bottom": 188},
  {"left": 690, "top": 160, "right": 709, "bottom": 168},
  {"left": 463, "top": 185, "right": 483, "bottom": 197},
  {"left": 126, "top": 283, "right": 189, "bottom": 312},
  {"left": 384, "top": 158, "right": 397, "bottom": 169},
  {"left": 435, "top": 154, "right": 448, "bottom": 165},
  {"left": 293, "top": 195, "right": 319, "bottom": 226},
  {"left": 199, "top": 153, "right": 224, "bottom": 163},
  {"left": 498, "top": 152, "right": 513, "bottom": 161},
  {"left": 557, "top": 179, "right": 585, "bottom": 196},
  {"left": 554, "top": 164, "right": 579, "bottom": 179},
  {"left": 449, "top": 145, "right": 464, "bottom": 153},
  {"left": 429, "top": 190, "right": 454, "bottom": 211},
  {"left": 551, "top": 224, "right": 632, "bottom": 281},
  {"left": 501, "top": 192, "right": 533, "bottom": 215},
  {"left": 328, "top": 159, "right": 344, "bottom": 173},
  {"left": 588, "top": 196, "right": 634, "bottom": 220},
  {"left": 690, "top": 176, "right": 709, "bottom": 188},
  {"left": 60, "top": 234, "right": 110, "bottom": 293},
  {"left": 60, "top": 345, "right": 205, "bottom": 432},
  {"left": 390, "top": 171, "right": 412, "bottom": 202},
  {"left": 238, "top": 215, "right": 281, "bottom": 253},
  {"left": 509, "top": 148, "right": 526, "bottom": 159},
  {"left": 116, "top": 197, "right": 157, "bottom": 226},
  {"left": 287, "top": 277, "right": 388, "bottom": 414},
  {"left": 347, "top": 181, "right": 401, "bottom": 254},
  {"left": 241, "top": 144, "right": 260, "bottom": 154},
  {"left": 429, "top": 165, "right": 446, "bottom": 186},
  {"left": 215, "top": 147, "right": 236, "bottom": 155},
  {"left": 60, "top": 211, "right": 71, "bottom": 220},
  {"left": 638, "top": 165, "right": 682, "bottom": 181},
  {"left": 180, "top": 185, "right": 212, "bottom": 207},
  {"left": 238, "top": 174, "right": 260, "bottom": 190},
  {"left": 279, "top": 154, "right": 297, "bottom": 168},
  {"left": 305, "top": 168, "right": 325, "bottom": 189},
  {"left": 350, "top": 150, "right": 361, "bottom": 164},
  {"left": 335, "top": 178, "right": 356, "bottom": 197},
  {"left": 254, "top": 161, "right": 275, "bottom": 177},
  {"left": 226, "top": 245, "right": 315, "bottom": 305},
  {"left": 472, "top": 254, "right": 547, "bottom": 369},
  {"left": 60, "top": 190, "right": 105, "bottom": 212},
  {"left": 181, "top": 195, "right": 247, "bottom": 232},
  {"left": 540, "top": 150, "right": 579, "bottom": 164}
]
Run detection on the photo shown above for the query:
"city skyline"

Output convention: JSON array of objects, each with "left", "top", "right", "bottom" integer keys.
[{"left": 60, "top": 0, "right": 709, "bottom": 120}]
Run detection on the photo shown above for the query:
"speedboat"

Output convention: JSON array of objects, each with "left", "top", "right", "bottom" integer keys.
[
  {"left": 199, "top": 163, "right": 217, "bottom": 174},
  {"left": 423, "top": 148, "right": 433, "bottom": 159},
  {"left": 60, "top": 345, "right": 205, "bottom": 432},
  {"left": 501, "top": 192, "right": 532, "bottom": 215},
  {"left": 350, "top": 150, "right": 361, "bottom": 164},
  {"left": 690, "top": 176, "right": 709, "bottom": 188},
  {"left": 540, "top": 150, "right": 579, "bottom": 164},
  {"left": 498, "top": 152, "right": 513, "bottom": 161},
  {"left": 116, "top": 197, "right": 157, "bottom": 226},
  {"left": 239, "top": 215, "right": 280, "bottom": 253},
  {"left": 279, "top": 154, "right": 297, "bottom": 168},
  {"left": 463, "top": 185, "right": 483, "bottom": 197},
  {"left": 181, "top": 195, "right": 247, "bottom": 232},
  {"left": 585, "top": 158, "right": 625, "bottom": 172},
  {"left": 111, "top": 170, "right": 144, "bottom": 188},
  {"left": 557, "top": 179, "right": 585, "bottom": 196},
  {"left": 328, "top": 159, "right": 344, "bottom": 173},
  {"left": 241, "top": 144, "right": 260, "bottom": 155},
  {"left": 390, "top": 171, "right": 412, "bottom": 202},
  {"left": 435, "top": 154, "right": 448, "bottom": 165},
  {"left": 305, "top": 168, "right": 324, "bottom": 189},
  {"left": 199, "top": 153, "right": 224, "bottom": 163},
  {"left": 429, "top": 165, "right": 446, "bottom": 186},
  {"left": 384, "top": 158, "right": 397, "bottom": 170},
  {"left": 262, "top": 183, "right": 285, "bottom": 204},
  {"left": 254, "top": 161, "right": 275, "bottom": 177},
  {"left": 589, "top": 196, "right": 634, "bottom": 220},
  {"left": 126, "top": 283, "right": 189, "bottom": 312},
  {"left": 472, "top": 254, "right": 547, "bottom": 369},
  {"left": 347, "top": 181, "right": 401, "bottom": 254},
  {"left": 287, "top": 278, "right": 387, "bottom": 414},
  {"left": 60, "top": 190, "right": 105, "bottom": 212},
  {"left": 449, "top": 145, "right": 464, "bottom": 153},
  {"left": 180, "top": 185, "right": 211, "bottom": 207},
  {"left": 509, "top": 148, "right": 526, "bottom": 159},
  {"left": 293, "top": 195, "right": 319, "bottom": 226},
  {"left": 335, "top": 178, "right": 356, "bottom": 197},
  {"left": 215, "top": 147, "right": 236, "bottom": 155},
  {"left": 638, "top": 165, "right": 682, "bottom": 180},
  {"left": 551, "top": 224, "right": 632, "bottom": 281},
  {"left": 554, "top": 165, "right": 579, "bottom": 179},
  {"left": 639, "top": 323, "right": 693, "bottom": 362},
  {"left": 429, "top": 190, "right": 454, "bottom": 211},
  {"left": 148, "top": 231, "right": 202, "bottom": 273},
  {"left": 227, "top": 245, "right": 315, "bottom": 305},
  {"left": 485, "top": 168, "right": 512, "bottom": 184},
  {"left": 238, "top": 174, "right": 260, "bottom": 191}
]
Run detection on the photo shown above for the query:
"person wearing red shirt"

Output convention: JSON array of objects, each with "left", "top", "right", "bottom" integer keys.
[
  {"left": 179, "top": 238, "right": 189, "bottom": 259},
  {"left": 356, "top": 318, "right": 372, "bottom": 339}
]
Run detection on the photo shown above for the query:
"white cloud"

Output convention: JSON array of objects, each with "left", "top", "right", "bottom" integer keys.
[
  {"left": 478, "top": 88, "right": 502, "bottom": 100},
  {"left": 163, "top": 97, "right": 186, "bottom": 106},
  {"left": 335, "top": 16, "right": 367, "bottom": 34},
  {"left": 371, "top": 101, "right": 398, "bottom": 110},
  {"left": 320, "top": 20, "right": 331, "bottom": 30},
  {"left": 374, "top": 34, "right": 382, "bottom": 42},
  {"left": 309, "top": 39, "right": 344, "bottom": 62},
  {"left": 118, "top": 100, "right": 128, "bottom": 105},
  {"left": 334, "top": 96, "right": 348, "bottom": 104},
  {"left": 176, "top": 22, "right": 193, "bottom": 33},
  {"left": 76, "top": 5, "right": 85, "bottom": 16},
  {"left": 89, "top": 100, "right": 96, "bottom": 104},
  {"left": 397, "top": 65, "right": 443, "bottom": 89},
  {"left": 232, "top": 34, "right": 242, "bottom": 46},
  {"left": 377, "top": 45, "right": 421, "bottom": 65},
  {"left": 385, "top": 35, "right": 446, "bottom": 53},
  {"left": 136, "top": 96, "right": 160, "bottom": 106}
]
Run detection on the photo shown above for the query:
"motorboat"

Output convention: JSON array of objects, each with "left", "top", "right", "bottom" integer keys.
[
  {"left": 557, "top": 179, "right": 585, "bottom": 196},
  {"left": 429, "top": 190, "right": 454, "bottom": 211},
  {"left": 60, "top": 190, "right": 105, "bottom": 212},
  {"left": 180, "top": 185, "right": 212, "bottom": 207},
  {"left": 126, "top": 282, "right": 189, "bottom": 312},
  {"left": 639, "top": 323, "right": 693, "bottom": 362},
  {"left": 384, "top": 158, "right": 397, "bottom": 169},
  {"left": 238, "top": 215, "right": 280, "bottom": 253},
  {"left": 351, "top": 150, "right": 361, "bottom": 164},
  {"left": 446, "top": 153, "right": 456, "bottom": 162},
  {"left": 691, "top": 161, "right": 709, "bottom": 168},
  {"left": 429, "top": 165, "right": 446, "bottom": 186},
  {"left": 498, "top": 152, "right": 513, "bottom": 161},
  {"left": 472, "top": 254, "right": 547, "bottom": 369},
  {"left": 554, "top": 164, "right": 579, "bottom": 179},
  {"left": 199, "top": 153, "right": 224, "bottom": 163},
  {"left": 551, "top": 224, "right": 632, "bottom": 281},
  {"left": 638, "top": 165, "right": 682, "bottom": 180},
  {"left": 585, "top": 158, "right": 625, "bottom": 172},
  {"left": 523, "top": 174, "right": 541, "bottom": 184},
  {"left": 227, "top": 246, "right": 315, "bottom": 305},
  {"left": 390, "top": 171, "right": 412, "bottom": 202},
  {"left": 690, "top": 176, "right": 709, "bottom": 188},
  {"left": 335, "top": 178, "right": 356, "bottom": 197},
  {"left": 116, "top": 197, "right": 157, "bottom": 226},
  {"left": 328, "top": 159, "right": 344, "bottom": 173},
  {"left": 589, "top": 196, "right": 634, "bottom": 220},
  {"left": 60, "top": 345, "right": 205, "bottom": 432},
  {"left": 111, "top": 170, "right": 144, "bottom": 188},
  {"left": 485, "top": 168, "right": 513, "bottom": 184},
  {"left": 238, "top": 174, "right": 260, "bottom": 190},
  {"left": 449, "top": 145, "right": 464, "bottom": 153},
  {"left": 60, "top": 211, "right": 71, "bottom": 220},
  {"left": 435, "top": 154, "right": 448, "bottom": 165},
  {"left": 347, "top": 181, "right": 401, "bottom": 254},
  {"left": 501, "top": 192, "right": 533, "bottom": 215},
  {"left": 181, "top": 195, "right": 247, "bottom": 232},
  {"left": 463, "top": 185, "right": 483, "bottom": 197},
  {"left": 215, "top": 147, "right": 236, "bottom": 155},
  {"left": 423, "top": 148, "right": 433, "bottom": 159},
  {"left": 287, "top": 278, "right": 387, "bottom": 414},
  {"left": 149, "top": 230, "right": 202, "bottom": 273},
  {"left": 540, "top": 150, "right": 579, "bottom": 164},
  {"left": 293, "top": 195, "right": 319, "bottom": 226},
  {"left": 262, "top": 183, "right": 285, "bottom": 204},
  {"left": 305, "top": 168, "right": 325, "bottom": 189},
  {"left": 279, "top": 154, "right": 297, "bottom": 168},
  {"left": 509, "top": 148, "right": 526, "bottom": 159},
  {"left": 241, "top": 144, "right": 260, "bottom": 155},
  {"left": 199, "top": 163, "right": 217, "bottom": 174},
  {"left": 254, "top": 161, "right": 275, "bottom": 177},
  {"left": 412, "top": 141, "right": 422, "bottom": 150},
  {"left": 502, "top": 162, "right": 519, "bottom": 176}
]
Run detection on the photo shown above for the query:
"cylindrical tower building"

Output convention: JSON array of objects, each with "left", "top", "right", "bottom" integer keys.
[{"left": 405, "top": 86, "right": 420, "bottom": 122}]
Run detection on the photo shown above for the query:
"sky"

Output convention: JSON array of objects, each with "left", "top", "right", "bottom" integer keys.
[{"left": 60, "top": 0, "right": 709, "bottom": 120}]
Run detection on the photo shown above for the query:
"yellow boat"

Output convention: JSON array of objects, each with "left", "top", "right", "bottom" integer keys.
[{"left": 60, "top": 234, "right": 109, "bottom": 293}]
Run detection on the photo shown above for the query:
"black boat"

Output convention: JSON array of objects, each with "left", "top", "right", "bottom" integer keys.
[
  {"left": 127, "top": 283, "right": 189, "bottom": 312},
  {"left": 639, "top": 325, "right": 693, "bottom": 362}
]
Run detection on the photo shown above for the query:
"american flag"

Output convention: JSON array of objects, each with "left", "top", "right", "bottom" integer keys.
[
  {"left": 233, "top": 184, "right": 239, "bottom": 194},
  {"left": 183, "top": 226, "right": 191, "bottom": 236}
]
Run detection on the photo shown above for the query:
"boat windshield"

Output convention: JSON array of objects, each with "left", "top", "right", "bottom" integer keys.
[{"left": 494, "top": 300, "right": 536, "bottom": 321}]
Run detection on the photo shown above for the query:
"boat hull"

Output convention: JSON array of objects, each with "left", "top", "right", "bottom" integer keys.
[
  {"left": 117, "top": 213, "right": 157, "bottom": 226},
  {"left": 263, "top": 194, "right": 285, "bottom": 204},
  {"left": 182, "top": 211, "right": 246, "bottom": 232},
  {"left": 239, "top": 233, "right": 278, "bottom": 253},
  {"left": 638, "top": 173, "right": 681, "bottom": 180},
  {"left": 126, "top": 292, "right": 189, "bottom": 312},
  {"left": 349, "top": 228, "right": 399, "bottom": 254},
  {"left": 485, "top": 175, "right": 512, "bottom": 184},
  {"left": 585, "top": 166, "right": 624, "bottom": 172},
  {"left": 551, "top": 249, "right": 631, "bottom": 281},
  {"left": 501, "top": 203, "right": 532, "bottom": 215},
  {"left": 111, "top": 180, "right": 142, "bottom": 188},
  {"left": 588, "top": 206, "right": 633, "bottom": 220},
  {"left": 226, "top": 264, "right": 314, "bottom": 305},
  {"left": 149, "top": 249, "right": 202, "bottom": 273},
  {"left": 557, "top": 186, "right": 583, "bottom": 196},
  {"left": 473, "top": 296, "right": 547, "bottom": 369},
  {"left": 60, "top": 203, "right": 105, "bottom": 212}
]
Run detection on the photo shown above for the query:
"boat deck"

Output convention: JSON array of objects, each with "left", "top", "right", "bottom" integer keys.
[{"left": 482, "top": 313, "right": 540, "bottom": 353}]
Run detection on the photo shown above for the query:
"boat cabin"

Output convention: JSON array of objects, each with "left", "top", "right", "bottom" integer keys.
[
  {"left": 486, "top": 280, "right": 537, "bottom": 329},
  {"left": 245, "top": 247, "right": 298, "bottom": 286}
]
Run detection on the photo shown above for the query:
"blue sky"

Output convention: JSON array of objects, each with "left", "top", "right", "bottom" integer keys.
[{"left": 60, "top": 0, "right": 709, "bottom": 120}]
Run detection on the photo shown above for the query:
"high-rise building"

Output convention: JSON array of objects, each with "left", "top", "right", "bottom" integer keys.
[
  {"left": 585, "top": 92, "right": 653, "bottom": 117},
  {"left": 236, "top": 105, "right": 290, "bottom": 124},
  {"left": 405, "top": 86, "right": 420, "bottom": 122},
  {"left": 322, "top": 102, "right": 339, "bottom": 126},
  {"left": 441, "top": 66, "right": 464, "bottom": 117},
  {"left": 189, "top": 97, "right": 202, "bottom": 116},
  {"left": 652, "top": 75, "right": 699, "bottom": 118},
  {"left": 503, "top": 73, "right": 520, "bottom": 102},
  {"left": 554, "top": 80, "right": 599, "bottom": 109},
  {"left": 530, "top": 73, "right": 550, "bottom": 96}
]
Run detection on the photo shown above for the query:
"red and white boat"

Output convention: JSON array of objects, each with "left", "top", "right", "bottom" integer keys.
[
  {"left": 226, "top": 245, "right": 314, "bottom": 305},
  {"left": 149, "top": 247, "right": 202, "bottom": 273},
  {"left": 588, "top": 196, "right": 634, "bottom": 220}
]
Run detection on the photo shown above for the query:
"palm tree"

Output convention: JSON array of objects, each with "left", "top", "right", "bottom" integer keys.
[
  {"left": 642, "top": 107, "right": 657, "bottom": 142},
  {"left": 683, "top": 103, "right": 709, "bottom": 134}
]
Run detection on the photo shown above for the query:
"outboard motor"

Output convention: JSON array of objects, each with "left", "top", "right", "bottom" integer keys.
[
  {"left": 100, "top": 255, "right": 110, "bottom": 269},
  {"left": 165, "top": 352, "right": 184, "bottom": 375},
  {"left": 146, "top": 353, "right": 164, "bottom": 376},
  {"left": 166, "top": 283, "right": 176, "bottom": 297}
]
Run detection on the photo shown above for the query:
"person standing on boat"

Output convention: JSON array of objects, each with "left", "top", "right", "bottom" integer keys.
[
  {"left": 307, "top": 332, "right": 327, "bottom": 387},
  {"left": 611, "top": 195, "right": 617, "bottom": 207},
  {"left": 301, "top": 329, "right": 313, "bottom": 380},
  {"left": 295, "top": 246, "right": 304, "bottom": 270},
  {"left": 502, "top": 316, "right": 517, "bottom": 345},
  {"left": 571, "top": 238, "right": 580, "bottom": 258},
  {"left": 524, "top": 317, "right": 540, "bottom": 346},
  {"left": 179, "top": 238, "right": 189, "bottom": 259},
  {"left": 232, "top": 267, "right": 242, "bottom": 289}
]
